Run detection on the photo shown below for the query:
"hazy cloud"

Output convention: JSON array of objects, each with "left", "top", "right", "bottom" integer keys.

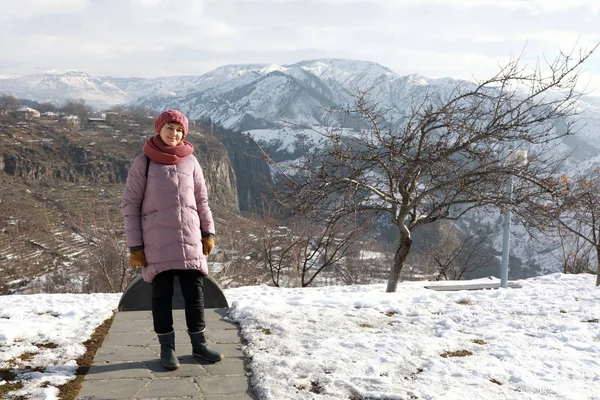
[{"left": 0, "top": 0, "right": 598, "bottom": 93}]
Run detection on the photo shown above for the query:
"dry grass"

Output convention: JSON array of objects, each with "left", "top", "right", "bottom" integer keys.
[
  {"left": 259, "top": 327, "right": 272, "bottom": 335},
  {"left": 440, "top": 349, "right": 473, "bottom": 358},
  {"left": 0, "top": 370, "right": 23, "bottom": 399}
]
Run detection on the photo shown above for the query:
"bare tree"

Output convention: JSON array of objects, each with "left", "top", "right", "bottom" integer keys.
[
  {"left": 545, "top": 172, "right": 600, "bottom": 285},
  {"left": 261, "top": 204, "right": 372, "bottom": 287},
  {"left": 413, "top": 222, "right": 496, "bottom": 281},
  {"left": 555, "top": 221, "right": 594, "bottom": 274},
  {"left": 208, "top": 215, "right": 267, "bottom": 288},
  {"left": 335, "top": 240, "right": 391, "bottom": 285},
  {"left": 61, "top": 98, "right": 92, "bottom": 123},
  {"left": 35, "top": 102, "right": 58, "bottom": 114},
  {"left": 65, "top": 198, "right": 132, "bottom": 293},
  {"left": 269, "top": 45, "right": 597, "bottom": 292},
  {"left": 0, "top": 94, "right": 20, "bottom": 114}
]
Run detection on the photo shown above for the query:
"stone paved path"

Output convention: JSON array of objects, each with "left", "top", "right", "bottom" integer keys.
[{"left": 76, "top": 308, "right": 257, "bottom": 399}]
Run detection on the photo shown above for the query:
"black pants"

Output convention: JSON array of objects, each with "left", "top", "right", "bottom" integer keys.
[{"left": 151, "top": 269, "right": 205, "bottom": 334}]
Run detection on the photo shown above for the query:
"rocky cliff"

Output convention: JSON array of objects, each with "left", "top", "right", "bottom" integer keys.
[
  {"left": 213, "top": 126, "right": 273, "bottom": 213},
  {"left": 0, "top": 122, "right": 245, "bottom": 214}
]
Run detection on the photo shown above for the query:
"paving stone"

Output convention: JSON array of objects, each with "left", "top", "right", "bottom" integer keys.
[
  {"left": 102, "top": 332, "right": 155, "bottom": 346},
  {"left": 146, "top": 357, "right": 209, "bottom": 377},
  {"left": 109, "top": 322, "right": 153, "bottom": 333},
  {"left": 204, "top": 308, "right": 228, "bottom": 318},
  {"left": 215, "top": 343, "right": 245, "bottom": 358},
  {"left": 137, "top": 378, "right": 201, "bottom": 398},
  {"left": 202, "top": 358, "right": 247, "bottom": 376},
  {"left": 205, "top": 395, "right": 258, "bottom": 400},
  {"left": 86, "top": 361, "right": 153, "bottom": 380},
  {"left": 113, "top": 310, "right": 153, "bottom": 323},
  {"left": 205, "top": 319, "right": 239, "bottom": 330},
  {"left": 207, "top": 329, "right": 243, "bottom": 344},
  {"left": 149, "top": 397, "right": 204, "bottom": 400},
  {"left": 196, "top": 375, "right": 253, "bottom": 396},
  {"left": 76, "top": 378, "right": 149, "bottom": 399},
  {"left": 94, "top": 345, "right": 156, "bottom": 362}
]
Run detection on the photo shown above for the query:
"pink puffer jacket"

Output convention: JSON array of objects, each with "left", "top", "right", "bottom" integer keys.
[{"left": 121, "top": 154, "right": 215, "bottom": 283}]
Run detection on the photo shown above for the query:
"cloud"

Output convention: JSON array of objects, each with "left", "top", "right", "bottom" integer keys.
[
  {"left": 0, "top": 0, "right": 87, "bottom": 20},
  {"left": 0, "top": 0, "right": 597, "bottom": 94}
]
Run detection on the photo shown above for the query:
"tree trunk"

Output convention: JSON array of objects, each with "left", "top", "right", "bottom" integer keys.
[{"left": 386, "top": 232, "right": 412, "bottom": 292}]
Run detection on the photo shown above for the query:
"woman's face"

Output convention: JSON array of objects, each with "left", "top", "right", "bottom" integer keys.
[{"left": 159, "top": 122, "right": 185, "bottom": 146}]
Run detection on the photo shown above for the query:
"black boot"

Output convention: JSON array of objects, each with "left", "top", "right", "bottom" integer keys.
[
  {"left": 188, "top": 329, "right": 223, "bottom": 362},
  {"left": 157, "top": 331, "right": 180, "bottom": 370}
]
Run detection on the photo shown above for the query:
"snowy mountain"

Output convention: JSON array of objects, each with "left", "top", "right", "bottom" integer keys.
[
  {"left": 131, "top": 59, "right": 452, "bottom": 131},
  {"left": 0, "top": 59, "right": 456, "bottom": 131},
  {"left": 0, "top": 70, "right": 130, "bottom": 108}
]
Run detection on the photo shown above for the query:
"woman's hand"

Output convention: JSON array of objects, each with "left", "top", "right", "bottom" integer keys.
[
  {"left": 202, "top": 237, "right": 214, "bottom": 256},
  {"left": 129, "top": 249, "right": 148, "bottom": 268}
]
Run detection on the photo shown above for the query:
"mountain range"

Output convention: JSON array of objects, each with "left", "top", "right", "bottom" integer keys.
[
  {"left": 0, "top": 59, "right": 460, "bottom": 128},
  {"left": 2, "top": 59, "right": 599, "bottom": 158}
]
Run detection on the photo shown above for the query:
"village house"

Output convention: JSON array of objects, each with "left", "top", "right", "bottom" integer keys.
[
  {"left": 14, "top": 106, "right": 40, "bottom": 120},
  {"left": 104, "top": 111, "right": 121, "bottom": 124},
  {"left": 40, "top": 111, "right": 59, "bottom": 121},
  {"left": 60, "top": 114, "right": 81, "bottom": 126},
  {"left": 87, "top": 117, "right": 109, "bottom": 129}
]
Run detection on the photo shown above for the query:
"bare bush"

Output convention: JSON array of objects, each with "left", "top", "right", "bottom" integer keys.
[
  {"left": 544, "top": 172, "right": 600, "bottom": 285},
  {"left": 411, "top": 222, "right": 495, "bottom": 281},
  {"left": 260, "top": 200, "right": 372, "bottom": 287},
  {"left": 64, "top": 198, "right": 133, "bottom": 293}
]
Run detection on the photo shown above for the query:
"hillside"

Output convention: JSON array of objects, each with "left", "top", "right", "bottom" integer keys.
[{"left": 0, "top": 116, "right": 265, "bottom": 295}]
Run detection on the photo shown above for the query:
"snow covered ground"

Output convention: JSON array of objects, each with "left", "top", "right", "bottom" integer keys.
[{"left": 1, "top": 273, "right": 599, "bottom": 399}]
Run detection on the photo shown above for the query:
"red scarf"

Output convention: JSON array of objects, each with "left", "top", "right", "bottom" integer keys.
[{"left": 143, "top": 135, "right": 194, "bottom": 165}]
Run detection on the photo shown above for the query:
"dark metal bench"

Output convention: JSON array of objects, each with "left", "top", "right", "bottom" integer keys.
[{"left": 118, "top": 274, "right": 229, "bottom": 311}]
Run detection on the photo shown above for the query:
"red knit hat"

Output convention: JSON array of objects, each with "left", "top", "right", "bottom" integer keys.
[{"left": 154, "top": 110, "right": 189, "bottom": 138}]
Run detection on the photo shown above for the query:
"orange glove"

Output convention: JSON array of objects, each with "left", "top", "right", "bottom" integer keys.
[
  {"left": 129, "top": 249, "right": 147, "bottom": 268},
  {"left": 202, "top": 237, "right": 214, "bottom": 256}
]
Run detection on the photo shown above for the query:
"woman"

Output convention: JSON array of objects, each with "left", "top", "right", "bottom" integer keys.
[{"left": 121, "top": 109, "right": 223, "bottom": 370}]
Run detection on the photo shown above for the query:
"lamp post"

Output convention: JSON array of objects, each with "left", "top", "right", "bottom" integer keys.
[{"left": 500, "top": 149, "right": 528, "bottom": 288}]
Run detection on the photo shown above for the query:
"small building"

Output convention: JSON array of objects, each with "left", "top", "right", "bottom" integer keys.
[
  {"left": 14, "top": 107, "right": 40, "bottom": 120},
  {"left": 88, "top": 117, "right": 110, "bottom": 129},
  {"left": 40, "top": 111, "right": 58, "bottom": 121},
  {"left": 105, "top": 112, "right": 121, "bottom": 124},
  {"left": 60, "top": 115, "right": 81, "bottom": 126},
  {"left": 88, "top": 117, "right": 107, "bottom": 125},
  {"left": 89, "top": 111, "right": 106, "bottom": 119}
]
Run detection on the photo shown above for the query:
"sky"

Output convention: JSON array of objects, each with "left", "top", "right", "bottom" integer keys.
[
  {"left": 1, "top": 273, "right": 599, "bottom": 399},
  {"left": 0, "top": 0, "right": 599, "bottom": 91}
]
